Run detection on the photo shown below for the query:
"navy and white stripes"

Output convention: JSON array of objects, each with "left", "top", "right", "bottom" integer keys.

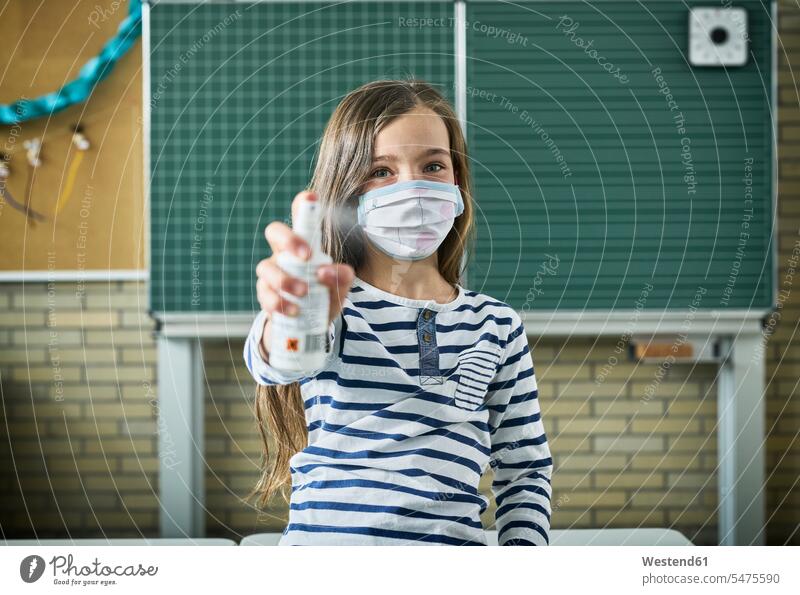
[{"left": 243, "top": 275, "right": 553, "bottom": 545}]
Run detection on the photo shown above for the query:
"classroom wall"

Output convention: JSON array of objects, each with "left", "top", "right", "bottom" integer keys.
[
  {"left": 1, "top": 1, "right": 798, "bottom": 545},
  {"left": 0, "top": 283, "right": 724, "bottom": 542},
  {"left": 768, "top": 0, "right": 800, "bottom": 545}
]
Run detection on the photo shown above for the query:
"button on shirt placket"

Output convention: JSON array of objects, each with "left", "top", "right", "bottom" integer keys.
[{"left": 418, "top": 308, "right": 443, "bottom": 385}]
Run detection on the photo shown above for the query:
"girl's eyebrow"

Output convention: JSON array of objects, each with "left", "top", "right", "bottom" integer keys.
[{"left": 372, "top": 147, "right": 450, "bottom": 163}]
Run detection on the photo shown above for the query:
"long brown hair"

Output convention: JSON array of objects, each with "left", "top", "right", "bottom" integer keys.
[{"left": 248, "top": 78, "right": 476, "bottom": 508}]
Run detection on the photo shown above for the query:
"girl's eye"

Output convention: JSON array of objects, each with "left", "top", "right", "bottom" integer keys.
[{"left": 370, "top": 163, "right": 446, "bottom": 178}]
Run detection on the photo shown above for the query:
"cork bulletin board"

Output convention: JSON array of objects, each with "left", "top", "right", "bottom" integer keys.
[{"left": 0, "top": 0, "right": 145, "bottom": 277}]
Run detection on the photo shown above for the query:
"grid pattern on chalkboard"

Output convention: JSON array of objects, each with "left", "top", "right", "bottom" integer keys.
[
  {"left": 466, "top": 0, "right": 775, "bottom": 311},
  {"left": 149, "top": 1, "right": 455, "bottom": 313}
]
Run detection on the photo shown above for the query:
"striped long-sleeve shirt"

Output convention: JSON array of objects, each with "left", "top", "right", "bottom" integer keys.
[{"left": 243, "top": 275, "right": 553, "bottom": 545}]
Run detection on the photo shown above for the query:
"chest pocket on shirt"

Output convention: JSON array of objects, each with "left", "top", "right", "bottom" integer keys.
[{"left": 452, "top": 342, "right": 503, "bottom": 410}]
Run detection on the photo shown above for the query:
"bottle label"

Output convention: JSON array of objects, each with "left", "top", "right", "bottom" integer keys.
[
  {"left": 270, "top": 281, "right": 330, "bottom": 362},
  {"left": 272, "top": 326, "right": 327, "bottom": 354}
]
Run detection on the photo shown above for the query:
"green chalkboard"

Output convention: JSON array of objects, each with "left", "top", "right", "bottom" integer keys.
[
  {"left": 148, "top": 0, "right": 456, "bottom": 314},
  {"left": 466, "top": 0, "right": 775, "bottom": 311},
  {"left": 148, "top": 0, "right": 775, "bottom": 315}
]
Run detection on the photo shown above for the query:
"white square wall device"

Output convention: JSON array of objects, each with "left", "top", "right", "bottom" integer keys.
[{"left": 689, "top": 7, "right": 749, "bottom": 66}]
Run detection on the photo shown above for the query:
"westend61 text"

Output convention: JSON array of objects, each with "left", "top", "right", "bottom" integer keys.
[{"left": 642, "top": 556, "right": 708, "bottom": 567}]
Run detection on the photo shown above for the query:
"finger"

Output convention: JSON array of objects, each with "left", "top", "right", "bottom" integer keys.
[
  {"left": 316, "top": 264, "right": 354, "bottom": 322},
  {"left": 264, "top": 220, "right": 311, "bottom": 260},
  {"left": 255, "top": 258, "right": 308, "bottom": 297},
  {"left": 317, "top": 263, "right": 354, "bottom": 296},
  {"left": 257, "top": 278, "right": 300, "bottom": 316}
]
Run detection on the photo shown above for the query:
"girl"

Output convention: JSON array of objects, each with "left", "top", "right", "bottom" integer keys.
[{"left": 243, "top": 79, "right": 553, "bottom": 545}]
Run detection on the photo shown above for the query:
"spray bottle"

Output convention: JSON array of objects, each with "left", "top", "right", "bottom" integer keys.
[{"left": 268, "top": 194, "right": 333, "bottom": 373}]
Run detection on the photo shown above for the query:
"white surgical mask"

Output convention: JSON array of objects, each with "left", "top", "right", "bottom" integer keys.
[{"left": 356, "top": 179, "right": 464, "bottom": 260}]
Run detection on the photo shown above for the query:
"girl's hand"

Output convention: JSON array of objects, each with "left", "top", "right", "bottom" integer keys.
[{"left": 255, "top": 190, "right": 355, "bottom": 360}]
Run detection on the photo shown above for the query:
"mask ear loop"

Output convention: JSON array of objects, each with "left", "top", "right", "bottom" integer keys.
[{"left": 454, "top": 173, "right": 459, "bottom": 186}]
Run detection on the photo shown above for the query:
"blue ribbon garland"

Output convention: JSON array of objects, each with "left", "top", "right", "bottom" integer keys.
[{"left": 0, "top": 0, "right": 142, "bottom": 125}]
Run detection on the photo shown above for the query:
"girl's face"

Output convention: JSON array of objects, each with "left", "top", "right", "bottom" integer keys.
[{"left": 360, "top": 105, "right": 455, "bottom": 195}]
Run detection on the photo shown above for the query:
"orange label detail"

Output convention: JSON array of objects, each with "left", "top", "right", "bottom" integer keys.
[
  {"left": 634, "top": 343, "right": 693, "bottom": 359},
  {"left": 286, "top": 337, "right": 300, "bottom": 352}
]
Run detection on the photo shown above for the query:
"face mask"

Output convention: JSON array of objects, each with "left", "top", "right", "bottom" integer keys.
[{"left": 355, "top": 179, "right": 464, "bottom": 260}]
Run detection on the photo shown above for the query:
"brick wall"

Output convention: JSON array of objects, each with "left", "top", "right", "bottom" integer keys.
[
  {"left": 1, "top": 0, "right": 797, "bottom": 546},
  {"left": 0, "top": 281, "right": 159, "bottom": 536},
  {"left": 0, "top": 280, "right": 792, "bottom": 544},
  {"left": 767, "top": 0, "right": 800, "bottom": 547}
]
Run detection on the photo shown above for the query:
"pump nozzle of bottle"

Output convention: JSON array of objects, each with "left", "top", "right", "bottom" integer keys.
[{"left": 293, "top": 193, "right": 324, "bottom": 257}]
